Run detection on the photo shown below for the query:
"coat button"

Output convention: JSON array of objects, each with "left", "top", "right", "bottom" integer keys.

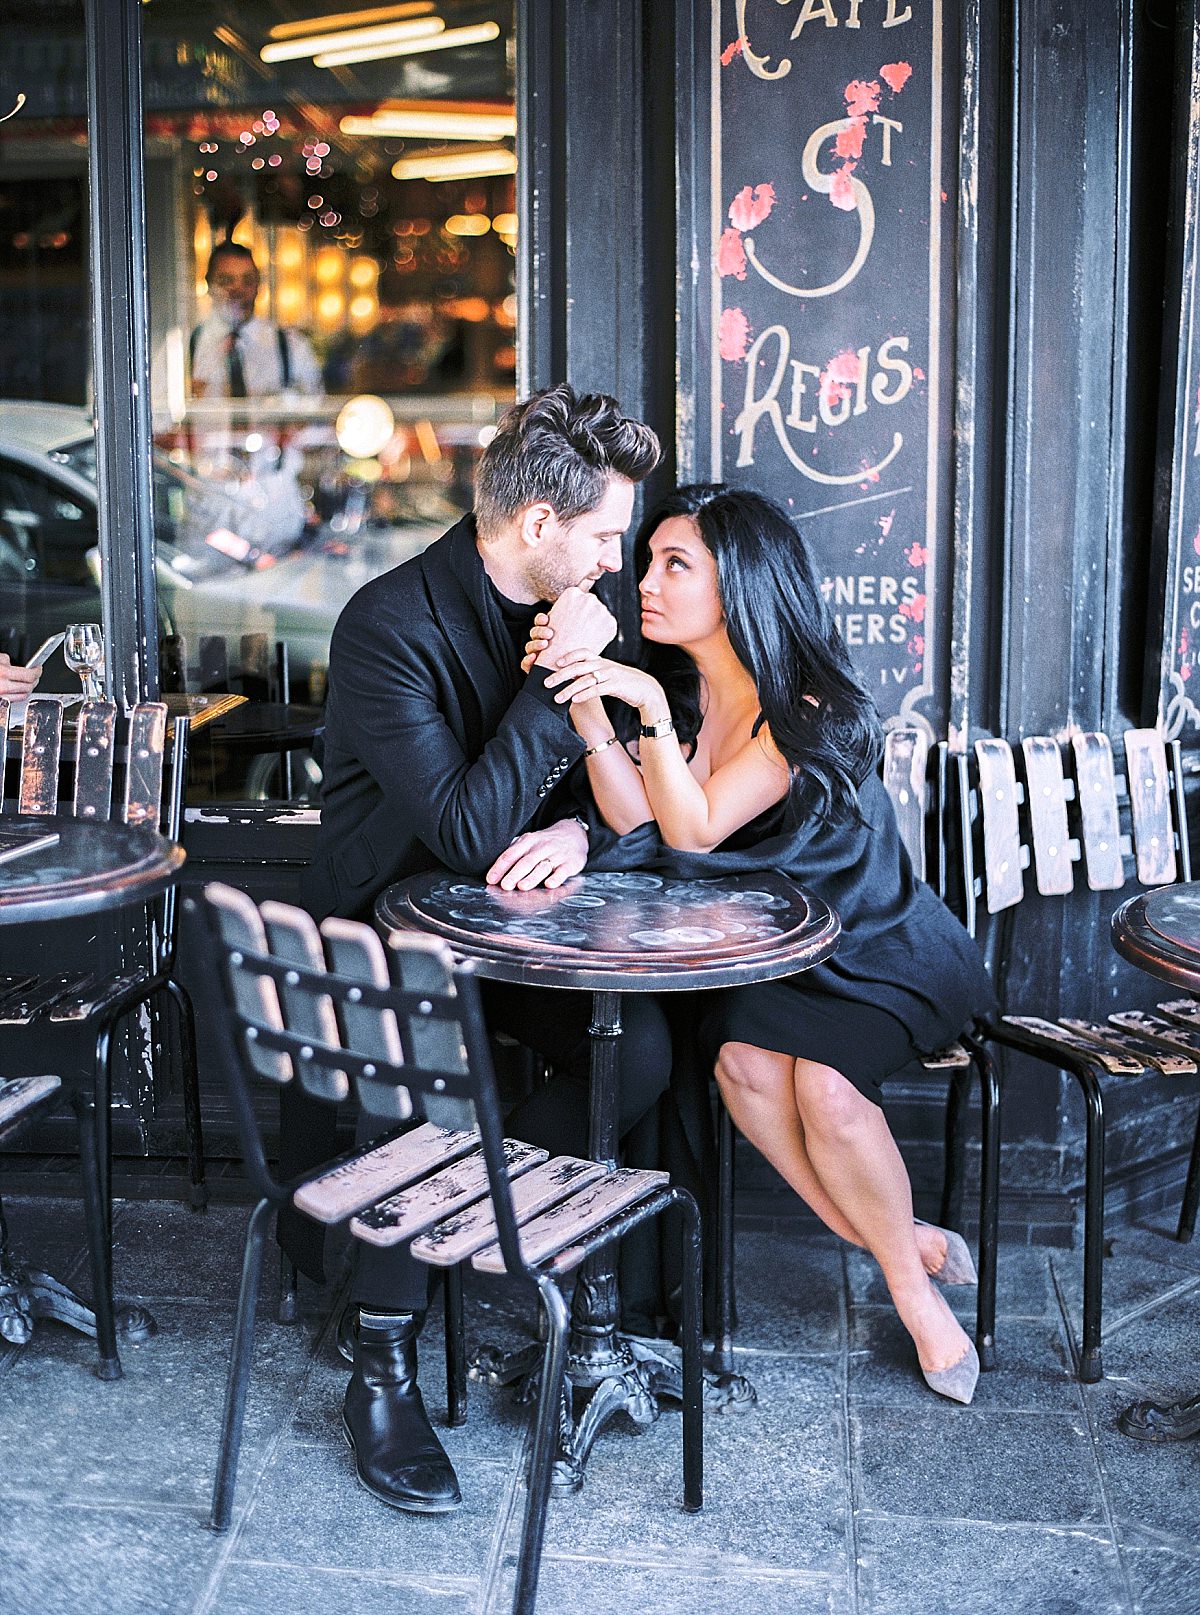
[{"left": 558, "top": 757, "right": 569, "bottom": 766}]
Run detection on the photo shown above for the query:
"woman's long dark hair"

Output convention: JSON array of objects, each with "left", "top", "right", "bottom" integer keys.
[{"left": 633, "top": 484, "right": 883, "bottom": 824}]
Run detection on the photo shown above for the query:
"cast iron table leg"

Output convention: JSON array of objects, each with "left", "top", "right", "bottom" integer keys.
[{"left": 1118, "top": 1390, "right": 1200, "bottom": 1442}]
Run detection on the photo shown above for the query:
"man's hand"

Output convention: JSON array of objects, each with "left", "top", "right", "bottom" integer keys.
[
  {"left": 485, "top": 818, "right": 588, "bottom": 891},
  {"left": 535, "top": 587, "right": 616, "bottom": 668},
  {"left": 0, "top": 654, "right": 41, "bottom": 699}
]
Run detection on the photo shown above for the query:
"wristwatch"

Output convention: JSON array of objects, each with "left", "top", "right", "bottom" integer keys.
[{"left": 640, "top": 718, "right": 676, "bottom": 740}]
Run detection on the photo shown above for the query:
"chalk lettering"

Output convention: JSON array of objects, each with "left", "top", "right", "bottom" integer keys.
[
  {"left": 872, "top": 114, "right": 902, "bottom": 165},
  {"left": 790, "top": 0, "right": 839, "bottom": 37}
]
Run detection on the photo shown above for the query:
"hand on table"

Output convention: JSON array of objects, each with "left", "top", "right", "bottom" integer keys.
[
  {"left": 485, "top": 818, "right": 589, "bottom": 891},
  {"left": 0, "top": 655, "right": 42, "bottom": 700}
]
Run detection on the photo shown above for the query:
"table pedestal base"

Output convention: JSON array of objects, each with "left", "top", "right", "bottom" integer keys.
[
  {"left": 0, "top": 1249, "right": 156, "bottom": 1376},
  {"left": 1118, "top": 1391, "right": 1200, "bottom": 1442}
]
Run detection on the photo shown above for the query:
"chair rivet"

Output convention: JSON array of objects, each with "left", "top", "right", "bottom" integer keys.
[
  {"left": 348, "top": 987, "right": 362, "bottom": 1002},
  {"left": 138, "top": 747, "right": 150, "bottom": 759},
  {"left": 84, "top": 805, "right": 95, "bottom": 816},
  {"left": 1049, "top": 845, "right": 1058, "bottom": 856},
  {"left": 996, "top": 789, "right": 1004, "bottom": 800},
  {"left": 230, "top": 951, "right": 243, "bottom": 966},
  {"left": 1000, "top": 861, "right": 1009, "bottom": 873},
  {"left": 1099, "top": 841, "right": 1108, "bottom": 851},
  {"left": 434, "top": 1078, "right": 445, "bottom": 1091},
  {"left": 246, "top": 1026, "right": 258, "bottom": 1040},
  {"left": 419, "top": 999, "right": 433, "bottom": 1015},
  {"left": 87, "top": 746, "right": 99, "bottom": 757},
  {"left": 898, "top": 789, "right": 909, "bottom": 805},
  {"left": 362, "top": 1063, "right": 376, "bottom": 1078},
  {"left": 285, "top": 970, "right": 300, "bottom": 986},
  {"left": 300, "top": 1045, "right": 314, "bottom": 1060}
]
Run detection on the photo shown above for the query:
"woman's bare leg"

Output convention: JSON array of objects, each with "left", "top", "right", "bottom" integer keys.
[
  {"left": 789, "top": 1056, "right": 970, "bottom": 1375},
  {"left": 714, "top": 1042, "right": 958, "bottom": 1277}
]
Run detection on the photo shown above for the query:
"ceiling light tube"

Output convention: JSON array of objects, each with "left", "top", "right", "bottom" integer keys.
[
  {"left": 391, "top": 146, "right": 517, "bottom": 182},
  {"left": 267, "top": 3, "right": 434, "bottom": 41},
  {"left": 340, "top": 110, "right": 516, "bottom": 140},
  {"left": 261, "top": 16, "right": 443, "bottom": 64},
  {"left": 315, "top": 20, "right": 500, "bottom": 67}
]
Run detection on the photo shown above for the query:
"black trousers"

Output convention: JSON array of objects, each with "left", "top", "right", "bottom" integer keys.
[{"left": 277, "top": 982, "right": 672, "bottom": 1313}]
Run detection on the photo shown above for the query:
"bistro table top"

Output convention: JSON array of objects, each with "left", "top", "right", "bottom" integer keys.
[
  {"left": 1111, "top": 883, "right": 1200, "bottom": 994},
  {"left": 376, "top": 868, "right": 840, "bottom": 992},
  {"left": 0, "top": 814, "right": 184, "bottom": 926},
  {"left": 204, "top": 702, "right": 324, "bottom": 753}
]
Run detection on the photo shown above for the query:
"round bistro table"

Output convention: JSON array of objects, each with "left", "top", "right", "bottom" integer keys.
[
  {"left": 377, "top": 866, "right": 840, "bottom": 1490},
  {"left": 0, "top": 814, "right": 185, "bottom": 1357},
  {"left": 1111, "top": 882, "right": 1200, "bottom": 1442}
]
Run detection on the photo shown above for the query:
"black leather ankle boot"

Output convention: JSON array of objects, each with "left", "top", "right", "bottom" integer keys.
[{"left": 342, "top": 1309, "right": 462, "bottom": 1513}]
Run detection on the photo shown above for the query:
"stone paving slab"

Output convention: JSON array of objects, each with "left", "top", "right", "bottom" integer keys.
[
  {"left": 206, "top": 1561, "right": 478, "bottom": 1615},
  {"left": 727, "top": 1230, "right": 844, "bottom": 1355},
  {"left": 498, "top": 1556, "right": 844, "bottom": 1615}
]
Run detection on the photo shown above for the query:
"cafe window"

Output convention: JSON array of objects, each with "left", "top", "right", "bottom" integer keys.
[{"left": 0, "top": 1, "right": 517, "bottom": 797}]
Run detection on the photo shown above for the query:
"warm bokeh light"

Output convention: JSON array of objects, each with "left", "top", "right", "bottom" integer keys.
[{"left": 336, "top": 394, "right": 396, "bottom": 459}]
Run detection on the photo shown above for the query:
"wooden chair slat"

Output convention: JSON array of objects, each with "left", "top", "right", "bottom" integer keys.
[
  {"left": 412, "top": 1155, "right": 609, "bottom": 1267},
  {"left": 0, "top": 1074, "right": 61, "bottom": 1137},
  {"left": 882, "top": 727, "right": 929, "bottom": 881},
  {"left": 122, "top": 702, "right": 167, "bottom": 826},
  {"left": 320, "top": 917, "right": 410, "bottom": 1121},
  {"left": 72, "top": 700, "right": 116, "bottom": 822},
  {"left": 919, "top": 1042, "right": 972, "bottom": 1071},
  {"left": 1021, "top": 737, "right": 1074, "bottom": 896},
  {"left": 1058, "top": 1017, "right": 1196, "bottom": 1076},
  {"left": 1070, "top": 733, "right": 1124, "bottom": 891},
  {"left": 386, "top": 932, "right": 472, "bottom": 1130},
  {"left": 0, "top": 975, "right": 37, "bottom": 1007},
  {"left": 292, "top": 1122, "right": 478, "bottom": 1224},
  {"left": 1123, "top": 728, "right": 1176, "bottom": 886},
  {"left": 1000, "top": 1014, "right": 1145, "bottom": 1074},
  {"left": 260, "top": 902, "right": 348, "bottom": 1105},
  {"left": 975, "top": 739, "right": 1024, "bottom": 912},
  {"left": 473, "top": 1166, "right": 670, "bottom": 1275},
  {"left": 0, "top": 972, "right": 97, "bottom": 1026},
  {"left": 350, "top": 1139, "right": 548, "bottom": 1248},
  {"left": 204, "top": 883, "right": 291, "bottom": 1082},
  {"left": 1108, "top": 1010, "right": 1200, "bottom": 1057},
  {"left": 1155, "top": 999, "right": 1200, "bottom": 1028},
  {"left": 48, "top": 969, "right": 148, "bottom": 1023},
  {"left": 18, "top": 699, "right": 63, "bottom": 815}
]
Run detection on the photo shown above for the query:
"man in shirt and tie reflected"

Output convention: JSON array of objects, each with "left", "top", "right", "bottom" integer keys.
[{"left": 190, "top": 241, "right": 323, "bottom": 400}]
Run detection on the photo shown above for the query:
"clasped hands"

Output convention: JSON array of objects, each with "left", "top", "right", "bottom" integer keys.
[{"left": 486, "top": 587, "right": 622, "bottom": 893}]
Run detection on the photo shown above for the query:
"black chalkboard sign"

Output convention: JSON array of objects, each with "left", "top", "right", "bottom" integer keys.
[
  {"left": 706, "top": 0, "right": 958, "bottom": 727},
  {"left": 1157, "top": 8, "right": 1200, "bottom": 741}
]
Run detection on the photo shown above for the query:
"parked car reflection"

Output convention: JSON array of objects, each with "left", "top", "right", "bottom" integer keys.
[{"left": 0, "top": 402, "right": 445, "bottom": 693}]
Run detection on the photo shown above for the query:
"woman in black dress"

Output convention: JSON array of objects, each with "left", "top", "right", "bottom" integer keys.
[{"left": 533, "top": 484, "right": 996, "bottom": 1404}]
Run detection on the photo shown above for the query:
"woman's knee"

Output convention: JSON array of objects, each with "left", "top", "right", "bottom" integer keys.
[
  {"left": 714, "top": 1040, "right": 793, "bottom": 1099},
  {"left": 794, "top": 1061, "right": 877, "bottom": 1141}
]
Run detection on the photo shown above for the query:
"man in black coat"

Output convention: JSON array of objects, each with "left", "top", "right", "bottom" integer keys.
[{"left": 292, "top": 384, "right": 670, "bottom": 1515}]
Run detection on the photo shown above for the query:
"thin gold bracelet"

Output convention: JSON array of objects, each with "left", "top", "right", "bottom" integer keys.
[{"left": 584, "top": 735, "right": 620, "bottom": 757}]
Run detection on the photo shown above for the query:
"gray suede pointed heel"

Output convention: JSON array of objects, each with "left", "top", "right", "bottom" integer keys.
[
  {"left": 922, "top": 1340, "right": 980, "bottom": 1405},
  {"left": 915, "top": 1219, "right": 978, "bottom": 1286}
]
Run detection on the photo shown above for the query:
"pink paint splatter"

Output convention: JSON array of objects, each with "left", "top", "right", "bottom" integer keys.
[
  {"left": 899, "top": 593, "right": 927, "bottom": 624},
  {"left": 717, "top": 227, "right": 747, "bottom": 280},
  {"left": 819, "top": 349, "right": 860, "bottom": 411},
  {"left": 879, "top": 510, "right": 895, "bottom": 538},
  {"left": 1183, "top": 664, "right": 1193, "bottom": 682},
  {"left": 718, "top": 307, "right": 752, "bottom": 362},
  {"left": 836, "top": 119, "right": 867, "bottom": 161},
  {"left": 880, "top": 61, "right": 912, "bottom": 95},
  {"left": 720, "top": 37, "right": 744, "bottom": 66},
  {"left": 1192, "top": 523, "right": 1200, "bottom": 556},
  {"left": 830, "top": 165, "right": 857, "bottom": 211},
  {"left": 844, "top": 79, "right": 881, "bottom": 118},
  {"left": 728, "top": 182, "right": 776, "bottom": 231},
  {"left": 913, "top": 366, "right": 925, "bottom": 381},
  {"left": 911, "top": 634, "right": 925, "bottom": 658},
  {"left": 905, "top": 541, "right": 928, "bottom": 567}
]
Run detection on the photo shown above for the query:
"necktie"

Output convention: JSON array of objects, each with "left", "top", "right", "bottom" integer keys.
[{"left": 226, "top": 332, "right": 247, "bottom": 398}]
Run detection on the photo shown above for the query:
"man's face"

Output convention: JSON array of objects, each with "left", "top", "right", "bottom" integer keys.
[
  {"left": 209, "top": 256, "right": 260, "bottom": 327},
  {"left": 526, "top": 474, "right": 634, "bottom": 601}
]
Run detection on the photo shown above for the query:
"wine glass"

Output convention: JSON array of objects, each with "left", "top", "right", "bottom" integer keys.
[{"left": 64, "top": 622, "right": 105, "bottom": 700}]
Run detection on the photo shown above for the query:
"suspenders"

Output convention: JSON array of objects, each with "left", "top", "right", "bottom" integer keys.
[{"left": 188, "top": 323, "right": 293, "bottom": 391}]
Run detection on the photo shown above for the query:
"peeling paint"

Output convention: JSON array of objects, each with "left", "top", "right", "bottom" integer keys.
[{"left": 718, "top": 306, "right": 752, "bottom": 361}]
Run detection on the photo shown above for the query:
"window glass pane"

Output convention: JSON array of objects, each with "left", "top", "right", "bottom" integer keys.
[
  {"left": 0, "top": 2, "right": 100, "bottom": 689},
  {"left": 142, "top": 2, "right": 517, "bottom": 801}
]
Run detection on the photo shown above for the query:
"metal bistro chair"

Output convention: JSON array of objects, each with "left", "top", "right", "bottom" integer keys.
[
  {"left": 0, "top": 696, "right": 204, "bottom": 1378},
  {"left": 712, "top": 729, "right": 1002, "bottom": 1376},
  {"left": 962, "top": 728, "right": 1199, "bottom": 1382},
  {"left": 197, "top": 883, "right": 702, "bottom": 1615}
]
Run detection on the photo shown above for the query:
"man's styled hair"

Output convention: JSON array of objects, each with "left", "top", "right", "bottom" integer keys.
[
  {"left": 474, "top": 383, "right": 661, "bottom": 536},
  {"left": 206, "top": 240, "right": 259, "bottom": 280}
]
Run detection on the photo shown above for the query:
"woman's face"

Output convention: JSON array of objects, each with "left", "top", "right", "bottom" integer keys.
[{"left": 639, "top": 515, "right": 725, "bottom": 645}]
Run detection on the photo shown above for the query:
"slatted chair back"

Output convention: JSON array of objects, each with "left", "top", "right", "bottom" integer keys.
[
  {"left": 202, "top": 883, "right": 530, "bottom": 1281},
  {"left": 0, "top": 698, "right": 174, "bottom": 828},
  {"left": 959, "top": 729, "right": 1192, "bottom": 947}
]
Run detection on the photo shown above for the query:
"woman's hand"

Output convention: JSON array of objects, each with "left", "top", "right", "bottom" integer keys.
[
  {"left": 521, "top": 614, "right": 553, "bottom": 675},
  {"left": 544, "top": 652, "right": 668, "bottom": 717},
  {"left": 0, "top": 654, "right": 41, "bottom": 700}
]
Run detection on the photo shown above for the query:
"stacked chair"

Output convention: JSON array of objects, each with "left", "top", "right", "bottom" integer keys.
[
  {"left": 0, "top": 697, "right": 202, "bottom": 1377},
  {"left": 197, "top": 882, "right": 703, "bottom": 1615}
]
